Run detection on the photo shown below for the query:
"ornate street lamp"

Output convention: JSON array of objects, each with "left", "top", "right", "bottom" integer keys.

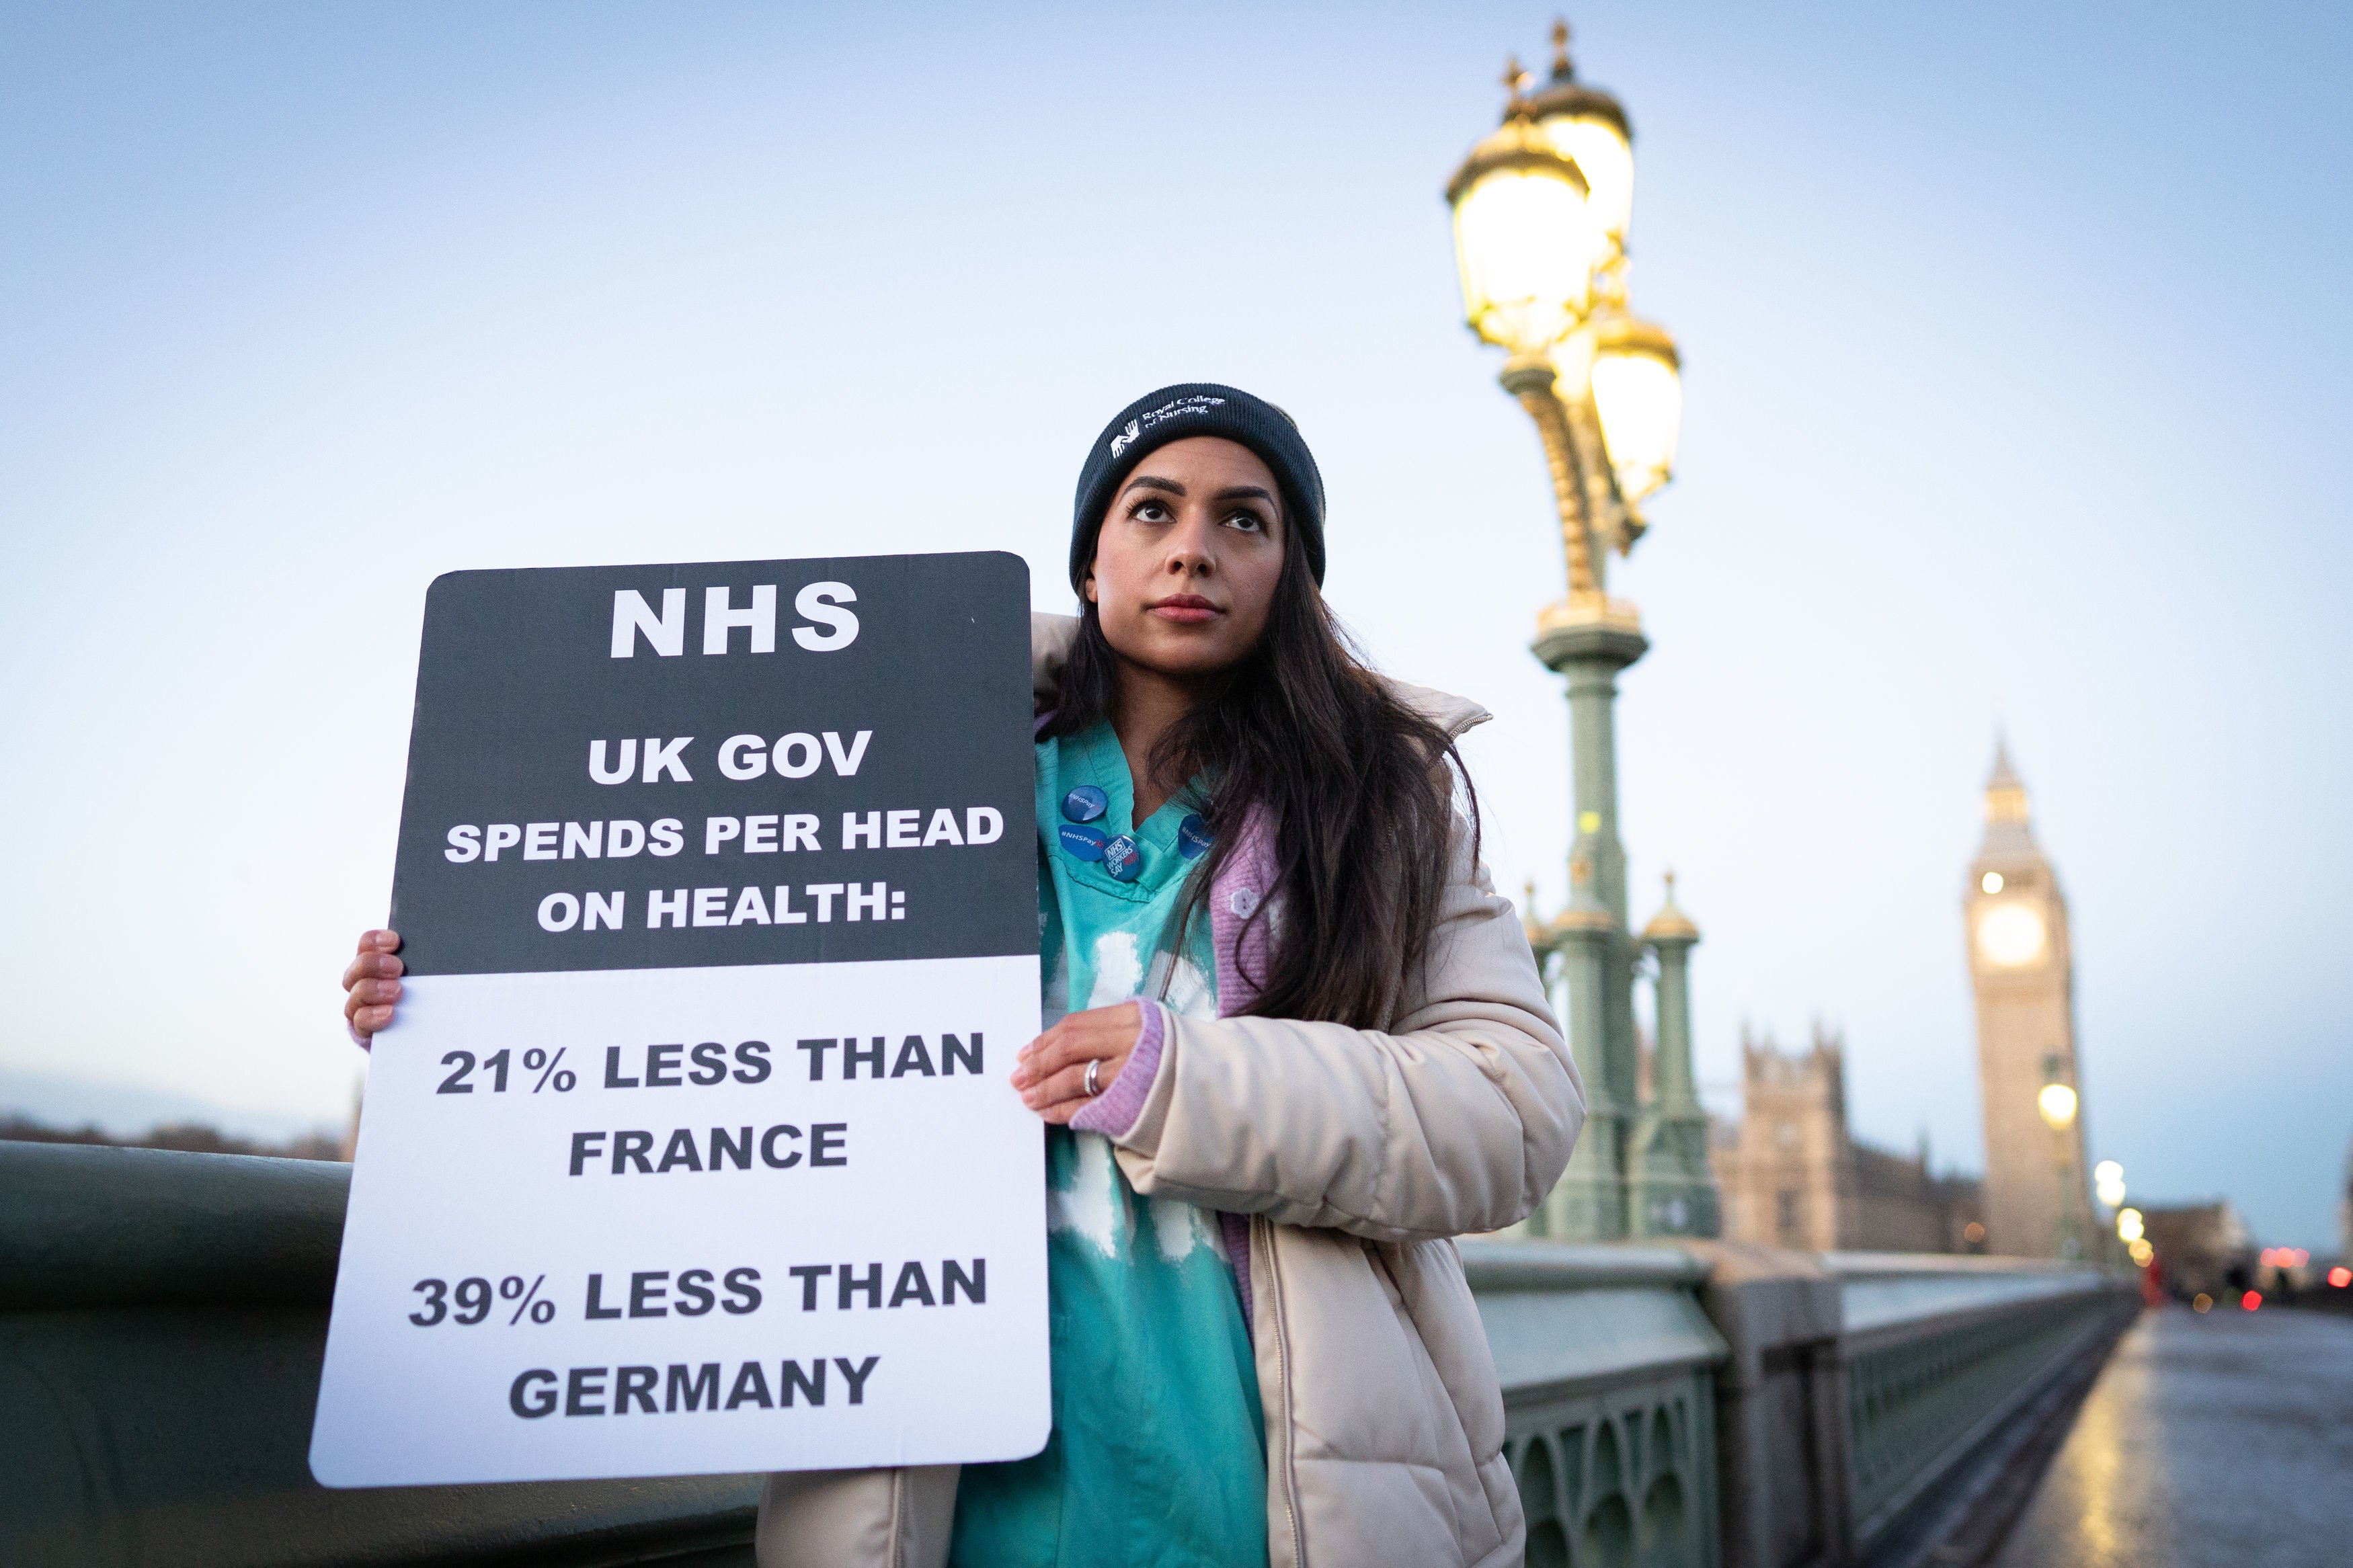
[{"left": 1447, "top": 22, "right": 1705, "bottom": 1243}]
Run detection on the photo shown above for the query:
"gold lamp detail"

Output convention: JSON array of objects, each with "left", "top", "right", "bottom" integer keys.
[{"left": 1587, "top": 311, "right": 1682, "bottom": 507}]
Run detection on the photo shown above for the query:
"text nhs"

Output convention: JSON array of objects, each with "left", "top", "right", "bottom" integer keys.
[{"left": 611, "top": 583, "right": 859, "bottom": 657}]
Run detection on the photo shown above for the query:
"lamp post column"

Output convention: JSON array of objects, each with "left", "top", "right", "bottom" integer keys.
[
  {"left": 1541, "top": 848, "right": 1624, "bottom": 1237},
  {"left": 1533, "top": 614, "right": 1646, "bottom": 1239}
]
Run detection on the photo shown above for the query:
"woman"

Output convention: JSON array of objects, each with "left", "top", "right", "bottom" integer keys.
[{"left": 342, "top": 383, "right": 1583, "bottom": 1568}]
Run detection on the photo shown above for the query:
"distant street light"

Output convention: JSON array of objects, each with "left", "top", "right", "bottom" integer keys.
[
  {"left": 2036, "top": 1074, "right": 2083, "bottom": 1257},
  {"left": 2116, "top": 1207, "right": 2144, "bottom": 1243}
]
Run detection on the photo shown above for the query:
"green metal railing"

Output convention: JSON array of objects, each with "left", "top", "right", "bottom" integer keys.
[
  {"left": 1464, "top": 1243, "right": 1726, "bottom": 1568},
  {"left": 1829, "top": 1253, "right": 2137, "bottom": 1549}
]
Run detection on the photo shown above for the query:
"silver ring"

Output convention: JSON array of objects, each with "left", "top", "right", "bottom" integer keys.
[{"left": 1083, "top": 1058, "right": 1103, "bottom": 1098}]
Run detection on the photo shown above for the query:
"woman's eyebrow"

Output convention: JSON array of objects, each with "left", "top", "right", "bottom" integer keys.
[
  {"left": 1213, "top": 485, "right": 1276, "bottom": 506},
  {"left": 1122, "top": 474, "right": 1185, "bottom": 497}
]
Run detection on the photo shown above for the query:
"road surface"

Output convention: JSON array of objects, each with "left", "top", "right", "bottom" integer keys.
[{"left": 1994, "top": 1301, "right": 2353, "bottom": 1568}]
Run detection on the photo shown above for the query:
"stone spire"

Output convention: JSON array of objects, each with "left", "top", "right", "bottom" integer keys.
[{"left": 1980, "top": 735, "right": 2037, "bottom": 858}]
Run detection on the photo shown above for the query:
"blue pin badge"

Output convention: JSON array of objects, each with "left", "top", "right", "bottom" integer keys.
[
  {"left": 1102, "top": 833, "right": 1144, "bottom": 882},
  {"left": 1062, "top": 785, "right": 1109, "bottom": 824},
  {"left": 1177, "top": 813, "right": 1213, "bottom": 859},
  {"left": 1058, "top": 823, "right": 1107, "bottom": 862}
]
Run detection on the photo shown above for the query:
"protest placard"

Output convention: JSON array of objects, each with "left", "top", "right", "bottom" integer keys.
[{"left": 309, "top": 551, "right": 1046, "bottom": 1487}]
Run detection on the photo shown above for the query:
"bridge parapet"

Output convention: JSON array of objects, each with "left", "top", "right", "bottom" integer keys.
[
  {"left": 1827, "top": 1251, "right": 2133, "bottom": 1558},
  {"left": 1460, "top": 1242, "right": 2137, "bottom": 1568},
  {"left": 1, "top": 1142, "right": 2137, "bottom": 1567}
]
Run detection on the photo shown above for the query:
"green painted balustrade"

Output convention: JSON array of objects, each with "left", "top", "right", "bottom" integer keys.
[
  {"left": 1459, "top": 1242, "right": 1728, "bottom": 1568},
  {"left": 1, "top": 1143, "right": 2139, "bottom": 1568}
]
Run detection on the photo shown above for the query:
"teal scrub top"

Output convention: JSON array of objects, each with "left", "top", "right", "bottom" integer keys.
[{"left": 947, "top": 720, "right": 1269, "bottom": 1568}]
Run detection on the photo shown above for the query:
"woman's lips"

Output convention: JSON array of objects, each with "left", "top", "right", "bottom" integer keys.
[{"left": 1148, "top": 595, "right": 1222, "bottom": 624}]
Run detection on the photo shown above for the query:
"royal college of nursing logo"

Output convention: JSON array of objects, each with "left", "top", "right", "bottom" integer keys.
[{"left": 1109, "top": 395, "right": 1226, "bottom": 458}]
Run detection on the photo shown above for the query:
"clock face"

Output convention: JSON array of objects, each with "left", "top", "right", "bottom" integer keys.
[{"left": 1977, "top": 901, "right": 2047, "bottom": 967}]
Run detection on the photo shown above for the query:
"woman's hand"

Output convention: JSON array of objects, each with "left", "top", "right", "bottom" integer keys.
[
  {"left": 343, "top": 930, "right": 405, "bottom": 1044},
  {"left": 1012, "top": 1002, "right": 1141, "bottom": 1125}
]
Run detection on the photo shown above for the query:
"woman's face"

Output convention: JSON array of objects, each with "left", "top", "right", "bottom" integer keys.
[{"left": 1084, "top": 436, "right": 1287, "bottom": 683}]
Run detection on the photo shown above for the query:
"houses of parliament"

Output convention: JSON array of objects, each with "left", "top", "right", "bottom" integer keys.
[{"left": 1712, "top": 745, "right": 2091, "bottom": 1257}]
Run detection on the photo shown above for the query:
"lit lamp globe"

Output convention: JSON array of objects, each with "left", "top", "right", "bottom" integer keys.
[
  {"left": 1587, "top": 312, "right": 1681, "bottom": 502},
  {"left": 2036, "top": 1082, "right": 2079, "bottom": 1130},
  {"left": 2093, "top": 1159, "right": 2126, "bottom": 1209},
  {"left": 1447, "top": 109, "right": 1605, "bottom": 357},
  {"left": 1522, "top": 24, "right": 1634, "bottom": 250}
]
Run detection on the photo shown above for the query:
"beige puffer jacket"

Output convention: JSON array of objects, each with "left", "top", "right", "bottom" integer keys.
[{"left": 756, "top": 615, "right": 1581, "bottom": 1568}]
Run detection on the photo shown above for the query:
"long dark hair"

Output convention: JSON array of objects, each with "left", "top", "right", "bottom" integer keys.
[{"left": 1043, "top": 524, "right": 1478, "bottom": 1030}]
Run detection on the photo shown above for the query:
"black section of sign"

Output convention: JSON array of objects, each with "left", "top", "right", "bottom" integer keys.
[{"left": 388, "top": 552, "right": 1034, "bottom": 976}]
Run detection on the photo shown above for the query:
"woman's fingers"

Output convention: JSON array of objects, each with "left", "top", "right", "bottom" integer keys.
[
  {"left": 1022, "top": 1061, "right": 1101, "bottom": 1116},
  {"left": 344, "top": 930, "right": 407, "bottom": 1042},
  {"left": 349, "top": 977, "right": 404, "bottom": 1008},
  {"left": 344, "top": 931, "right": 405, "bottom": 991},
  {"left": 350, "top": 1002, "right": 399, "bottom": 1036},
  {"left": 1011, "top": 1003, "right": 1140, "bottom": 1115},
  {"left": 342, "top": 948, "right": 405, "bottom": 991},
  {"left": 1012, "top": 1030, "right": 1093, "bottom": 1088},
  {"left": 1014, "top": 1003, "right": 1139, "bottom": 1077},
  {"left": 344, "top": 977, "right": 403, "bottom": 1032}
]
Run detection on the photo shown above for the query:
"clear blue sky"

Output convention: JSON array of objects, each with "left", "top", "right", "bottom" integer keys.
[{"left": 4, "top": 2, "right": 2348, "bottom": 1245}]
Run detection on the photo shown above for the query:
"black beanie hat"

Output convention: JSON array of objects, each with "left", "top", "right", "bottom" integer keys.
[{"left": 1070, "top": 383, "right": 1327, "bottom": 593}]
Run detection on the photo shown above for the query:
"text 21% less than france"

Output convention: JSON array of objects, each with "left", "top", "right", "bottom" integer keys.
[{"left": 437, "top": 1047, "right": 577, "bottom": 1096}]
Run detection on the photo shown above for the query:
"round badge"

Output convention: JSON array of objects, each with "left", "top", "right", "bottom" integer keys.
[
  {"left": 1102, "top": 834, "right": 1143, "bottom": 882},
  {"left": 1177, "top": 813, "right": 1213, "bottom": 859},
  {"left": 1061, "top": 785, "right": 1109, "bottom": 824},
  {"left": 1057, "top": 823, "right": 1107, "bottom": 862}
]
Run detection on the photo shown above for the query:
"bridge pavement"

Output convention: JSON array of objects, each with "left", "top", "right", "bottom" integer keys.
[{"left": 1993, "top": 1301, "right": 2353, "bottom": 1568}]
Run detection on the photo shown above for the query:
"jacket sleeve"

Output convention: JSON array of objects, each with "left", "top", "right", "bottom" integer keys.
[{"left": 1105, "top": 814, "right": 1584, "bottom": 1243}]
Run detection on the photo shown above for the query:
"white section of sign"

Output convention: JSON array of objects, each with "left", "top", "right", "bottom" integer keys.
[{"left": 310, "top": 956, "right": 1047, "bottom": 1487}]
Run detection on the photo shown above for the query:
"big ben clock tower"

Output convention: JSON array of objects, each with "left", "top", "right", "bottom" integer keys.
[{"left": 1966, "top": 743, "right": 2096, "bottom": 1258}]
